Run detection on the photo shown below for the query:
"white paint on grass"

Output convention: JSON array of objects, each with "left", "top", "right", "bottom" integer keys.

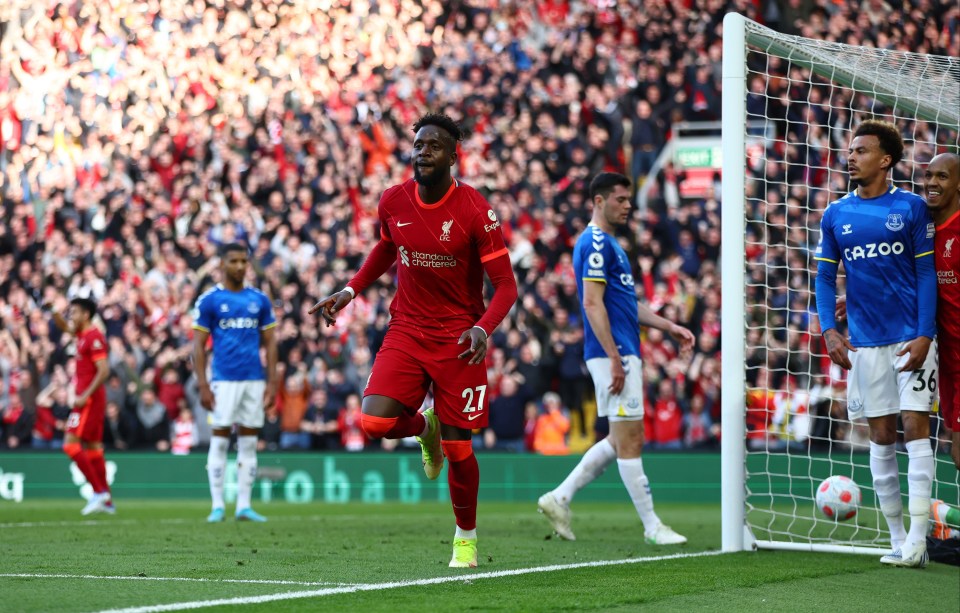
[
  {"left": 90, "top": 550, "right": 725, "bottom": 613},
  {"left": 0, "top": 573, "right": 353, "bottom": 587}
]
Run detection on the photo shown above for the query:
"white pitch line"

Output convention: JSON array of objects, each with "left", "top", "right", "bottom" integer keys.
[
  {"left": 0, "top": 515, "right": 329, "bottom": 529},
  {"left": 93, "top": 550, "right": 726, "bottom": 613},
  {"left": 0, "top": 573, "right": 354, "bottom": 587}
]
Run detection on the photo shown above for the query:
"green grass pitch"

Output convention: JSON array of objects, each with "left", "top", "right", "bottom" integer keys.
[{"left": 1, "top": 500, "right": 957, "bottom": 612}]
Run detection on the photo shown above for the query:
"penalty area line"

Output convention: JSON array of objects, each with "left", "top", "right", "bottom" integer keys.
[{"left": 94, "top": 549, "right": 725, "bottom": 613}]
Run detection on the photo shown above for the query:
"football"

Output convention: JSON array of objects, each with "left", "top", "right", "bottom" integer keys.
[{"left": 815, "top": 475, "right": 861, "bottom": 521}]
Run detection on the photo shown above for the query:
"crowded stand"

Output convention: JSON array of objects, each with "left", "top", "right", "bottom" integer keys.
[{"left": 0, "top": 0, "right": 957, "bottom": 453}]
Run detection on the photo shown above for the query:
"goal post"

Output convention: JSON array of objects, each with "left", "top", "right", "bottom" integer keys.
[{"left": 721, "top": 13, "right": 960, "bottom": 554}]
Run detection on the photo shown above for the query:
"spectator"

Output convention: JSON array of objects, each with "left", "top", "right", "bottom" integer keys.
[
  {"left": 647, "top": 379, "right": 684, "bottom": 450},
  {"left": 483, "top": 376, "right": 534, "bottom": 453},
  {"left": 170, "top": 404, "right": 197, "bottom": 455},
  {"left": 136, "top": 387, "right": 170, "bottom": 452},
  {"left": 1, "top": 391, "right": 31, "bottom": 449},
  {"left": 103, "top": 400, "right": 136, "bottom": 451},
  {"left": 532, "top": 392, "right": 570, "bottom": 456}
]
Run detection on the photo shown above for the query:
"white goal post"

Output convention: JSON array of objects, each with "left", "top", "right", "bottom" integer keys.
[{"left": 721, "top": 13, "right": 960, "bottom": 554}]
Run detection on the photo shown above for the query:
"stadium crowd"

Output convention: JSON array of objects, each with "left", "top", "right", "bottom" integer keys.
[{"left": 0, "top": 0, "right": 957, "bottom": 454}]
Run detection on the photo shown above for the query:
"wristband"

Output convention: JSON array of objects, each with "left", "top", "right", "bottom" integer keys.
[
  {"left": 342, "top": 286, "right": 356, "bottom": 299},
  {"left": 471, "top": 326, "right": 488, "bottom": 339}
]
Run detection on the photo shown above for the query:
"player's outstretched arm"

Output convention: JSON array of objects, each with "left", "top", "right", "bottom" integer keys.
[
  {"left": 636, "top": 303, "right": 695, "bottom": 352},
  {"left": 309, "top": 239, "right": 398, "bottom": 326}
]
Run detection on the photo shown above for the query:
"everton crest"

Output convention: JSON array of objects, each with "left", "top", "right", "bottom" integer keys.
[{"left": 885, "top": 213, "right": 904, "bottom": 232}]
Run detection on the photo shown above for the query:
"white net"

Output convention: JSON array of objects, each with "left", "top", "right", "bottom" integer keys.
[{"left": 737, "top": 20, "right": 960, "bottom": 551}]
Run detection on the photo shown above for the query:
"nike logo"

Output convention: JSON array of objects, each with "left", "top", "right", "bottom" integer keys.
[
  {"left": 397, "top": 221, "right": 412, "bottom": 227},
  {"left": 467, "top": 413, "right": 483, "bottom": 421}
]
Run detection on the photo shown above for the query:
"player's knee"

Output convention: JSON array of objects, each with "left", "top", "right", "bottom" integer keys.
[
  {"left": 360, "top": 413, "right": 397, "bottom": 438},
  {"left": 441, "top": 439, "right": 473, "bottom": 462},
  {"left": 63, "top": 442, "right": 82, "bottom": 459}
]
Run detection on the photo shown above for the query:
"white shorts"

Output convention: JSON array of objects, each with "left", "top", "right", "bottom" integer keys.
[
  {"left": 847, "top": 340, "right": 938, "bottom": 420},
  {"left": 210, "top": 380, "right": 266, "bottom": 429},
  {"left": 586, "top": 355, "right": 644, "bottom": 421}
]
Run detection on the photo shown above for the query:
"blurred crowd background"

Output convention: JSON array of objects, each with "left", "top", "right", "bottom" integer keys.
[{"left": 0, "top": 0, "right": 957, "bottom": 455}]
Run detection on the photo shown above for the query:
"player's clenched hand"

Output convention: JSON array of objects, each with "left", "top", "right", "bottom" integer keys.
[
  {"left": 199, "top": 384, "right": 215, "bottom": 411},
  {"left": 896, "top": 336, "right": 932, "bottom": 372},
  {"left": 823, "top": 328, "right": 855, "bottom": 370},
  {"left": 308, "top": 290, "right": 353, "bottom": 327},
  {"left": 458, "top": 327, "right": 488, "bottom": 364},
  {"left": 608, "top": 356, "right": 626, "bottom": 395},
  {"left": 835, "top": 295, "right": 847, "bottom": 322}
]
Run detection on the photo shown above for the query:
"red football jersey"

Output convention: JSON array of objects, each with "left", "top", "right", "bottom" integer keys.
[
  {"left": 936, "top": 210, "right": 960, "bottom": 343},
  {"left": 378, "top": 179, "right": 509, "bottom": 341},
  {"left": 75, "top": 326, "right": 108, "bottom": 400}
]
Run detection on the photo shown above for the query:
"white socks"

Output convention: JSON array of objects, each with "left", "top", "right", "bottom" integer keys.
[
  {"left": 236, "top": 435, "right": 259, "bottom": 511},
  {"left": 553, "top": 438, "right": 616, "bottom": 505},
  {"left": 905, "top": 438, "right": 933, "bottom": 546},
  {"left": 617, "top": 457, "right": 661, "bottom": 532},
  {"left": 870, "top": 441, "right": 906, "bottom": 549},
  {"left": 207, "top": 435, "right": 229, "bottom": 511},
  {"left": 455, "top": 526, "right": 477, "bottom": 540}
]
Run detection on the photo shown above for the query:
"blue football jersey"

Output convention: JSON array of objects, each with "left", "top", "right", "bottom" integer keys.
[
  {"left": 573, "top": 224, "right": 640, "bottom": 360},
  {"left": 815, "top": 186, "right": 937, "bottom": 347},
  {"left": 192, "top": 285, "right": 277, "bottom": 381}
]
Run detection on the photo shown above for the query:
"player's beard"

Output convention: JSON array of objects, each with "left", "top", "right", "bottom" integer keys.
[{"left": 414, "top": 165, "right": 443, "bottom": 187}]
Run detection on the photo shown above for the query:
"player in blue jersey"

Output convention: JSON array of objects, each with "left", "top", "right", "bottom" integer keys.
[
  {"left": 538, "top": 172, "right": 695, "bottom": 544},
  {"left": 192, "top": 243, "right": 278, "bottom": 523},
  {"left": 815, "top": 119, "right": 937, "bottom": 568}
]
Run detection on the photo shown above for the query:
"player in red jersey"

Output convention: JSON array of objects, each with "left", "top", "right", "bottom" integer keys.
[
  {"left": 310, "top": 113, "right": 518, "bottom": 568},
  {"left": 52, "top": 297, "right": 113, "bottom": 514},
  {"left": 926, "top": 152, "right": 960, "bottom": 470}
]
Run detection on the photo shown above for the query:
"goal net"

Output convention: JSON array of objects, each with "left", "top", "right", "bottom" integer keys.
[{"left": 720, "top": 13, "right": 960, "bottom": 553}]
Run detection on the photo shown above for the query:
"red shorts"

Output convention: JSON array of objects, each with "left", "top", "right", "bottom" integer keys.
[
  {"left": 939, "top": 339, "right": 959, "bottom": 431},
  {"left": 66, "top": 394, "right": 105, "bottom": 442},
  {"left": 365, "top": 327, "right": 489, "bottom": 429}
]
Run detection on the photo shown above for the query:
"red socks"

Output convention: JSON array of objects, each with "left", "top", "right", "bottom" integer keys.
[
  {"left": 442, "top": 440, "right": 478, "bottom": 531},
  {"left": 360, "top": 412, "right": 426, "bottom": 439},
  {"left": 64, "top": 443, "right": 108, "bottom": 494}
]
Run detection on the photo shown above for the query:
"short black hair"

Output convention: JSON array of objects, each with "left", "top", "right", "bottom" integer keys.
[
  {"left": 219, "top": 242, "right": 248, "bottom": 258},
  {"left": 70, "top": 297, "right": 98, "bottom": 319},
  {"left": 589, "top": 172, "right": 631, "bottom": 202},
  {"left": 413, "top": 113, "right": 465, "bottom": 146},
  {"left": 853, "top": 119, "right": 904, "bottom": 167}
]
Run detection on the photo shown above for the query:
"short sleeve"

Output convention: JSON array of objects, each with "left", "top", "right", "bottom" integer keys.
[
  {"left": 260, "top": 292, "right": 277, "bottom": 329},
  {"left": 192, "top": 292, "right": 213, "bottom": 331}
]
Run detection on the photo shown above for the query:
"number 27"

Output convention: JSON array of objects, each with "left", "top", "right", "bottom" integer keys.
[{"left": 461, "top": 385, "right": 487, "bottom": 413}]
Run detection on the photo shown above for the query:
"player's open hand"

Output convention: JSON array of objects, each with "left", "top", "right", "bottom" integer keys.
[
  {"left": 308, "top": 290, "right": 353, "bottom": 327},
  {"left": 608, "top": 356, "right": 626, "bottom": 395},
  {"left": 835, "top": 296, "right": 847, "bottom": 322},
  {"left": 668, "top": 323, "right": 696, "bottom": 353},
  {"left": 458, "top": 327, "right": 488, "bottom": 364},
  {"left": 896, "top": 336, "right": 932, "bottom": 372},
  {"left": 823, "top": 328, "right": 855, "bottom": 370},
  {"left": 263, "top": 380, "right": 277, "bottom": 411}
]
